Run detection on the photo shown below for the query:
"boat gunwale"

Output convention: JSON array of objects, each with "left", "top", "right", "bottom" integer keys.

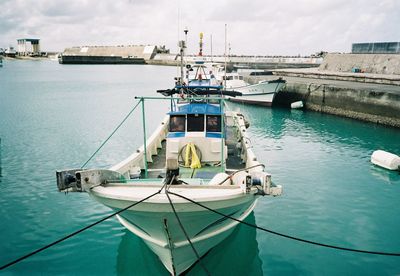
[{"left": 90, "top": 185, "right": 259, "bottom": 204}]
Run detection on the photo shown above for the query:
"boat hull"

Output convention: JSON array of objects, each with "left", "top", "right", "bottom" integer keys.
[
  {"left": 228, "top": 80, "right": 285, "bottom": 106},
  {"left": 229, "top": 96, "right": 274, "bottom": 106},
  {"left": 89, "top": 185, "right": 258, "bottom": 274}
]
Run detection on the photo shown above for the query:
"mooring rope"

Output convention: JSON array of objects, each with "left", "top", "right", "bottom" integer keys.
[
  {"left": 167, "top": 191, "right": 400, "bottom": 257},
  {"left": 2, "top": 183, "right": 399, "bottom": 271},
  {"left": 165, "top": 185, "right": 211, "bottom": 276},
  {"left": 81, "top": 100, "right": 141, "bottom": 169},
  {"left": 0, "top": 188, "right": 162, "bottom": 271}
]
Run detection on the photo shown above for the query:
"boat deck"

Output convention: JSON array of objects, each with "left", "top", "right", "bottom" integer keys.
[{"left": 144, "top": 130, "right": 245, "bottom": 180}]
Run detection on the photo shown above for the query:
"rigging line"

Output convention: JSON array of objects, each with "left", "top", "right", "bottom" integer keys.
[
  {"left": 81, "top": 100, "right": 142, "bottom": 169},
  {"left": 218, "top": 164, "right": 265, "bottom": 185},
  {"left": 168, "top": 192, "right": 400, "bottom": 257},
  {"left": 0, "top": 189, "right": 162, "bottom": 271},
  {"left": 165, "top": 188, "right": 211, "bottom": 276}
]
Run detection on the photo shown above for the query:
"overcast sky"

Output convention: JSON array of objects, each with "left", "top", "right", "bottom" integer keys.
[{"left": 1, "top": 0, "right": 399, "bottom": 55}]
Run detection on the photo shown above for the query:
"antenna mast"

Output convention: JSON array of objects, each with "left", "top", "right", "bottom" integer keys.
[
  {"left": 179, "top": 27, "right": 188, "bottom": 86},
  {"left": 224, "top": 24, "right": 227, "bottom": 89},
  {"left": 210, "top": 34, "right": 213, "bottom": 62},
  {"left": 199, "top": 32, "right": 204, "bottom": 56}
]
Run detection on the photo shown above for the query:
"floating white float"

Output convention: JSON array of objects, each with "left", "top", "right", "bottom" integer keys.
[
  {"left": 291, "top": 101, "right": 304, "bottom": 109},
  {"left": 371, "top": 150, "right": 400, "bottom": 171}
]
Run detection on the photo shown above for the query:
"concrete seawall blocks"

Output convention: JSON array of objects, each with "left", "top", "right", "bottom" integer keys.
[
  {"left": 246, "top": 53, "right": 400, "bottom": 128},
  {"left": 320, "top": 53, "right": 400, "bottom": 75},
  {"left": 274, "top": 81, "right": 400, "bottom": 128}
]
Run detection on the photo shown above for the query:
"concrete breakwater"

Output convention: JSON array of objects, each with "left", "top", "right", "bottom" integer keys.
[
  {"left": 148, "top": 54, "right": 322, "bottom": 69},
  {"left": 59, "top": 45, "right": 157, "bottom": 64},
  {"left": 320, "top": 53, "right": 400, "bottom": 75},
  {"left": 245, "top": 53, "right": 400, "bottom": 128},
  {"left": 274, "top": 79, "right": 400, "bottom": 128},
  {"left": 270, "top": 68, "right": 400, "bottom": 86},
  {"left": 59, "top": 45, "right": 322, "bottom": 68}
]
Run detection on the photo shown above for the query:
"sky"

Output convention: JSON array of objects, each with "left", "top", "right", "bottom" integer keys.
[{"left": 0, "top": 0, "right": 399, "bottom": 56}]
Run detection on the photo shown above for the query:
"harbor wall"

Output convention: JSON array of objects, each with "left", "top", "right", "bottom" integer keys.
[
  {"left": 320, "top": 53, "right": 400, "bottom": 75},
  {"left": 268, "top": 68, "right": 400, "bottom": 86},
  {"left": 273, "top": 81, "right": 400, "bottom": 128},
  {"left": 59, "top": 44, "right": 323, "bottom": 68},
  {"left": 59, "top": 55, "right": 145, "bottom": 64},
  {"left": 245, "top": 53, "right": 400, "bottom": 128},
  {"left": 147, "top": 54, "right": 322, "bottom": 69},
  {"left": 59, "top": 45, "right": 157, "bottom": 64}
]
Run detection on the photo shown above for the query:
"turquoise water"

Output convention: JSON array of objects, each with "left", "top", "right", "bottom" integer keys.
[{"left": 1, "top": 60, "right": 399, "bottom": 275}]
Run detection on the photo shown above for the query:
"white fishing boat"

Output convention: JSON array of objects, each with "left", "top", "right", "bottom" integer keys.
[
  {"left": 56, "top": 35, "right": 282, "bottom": 275},
  {"left": 215, "top": 67, "right": 286, "bottom": 107}
]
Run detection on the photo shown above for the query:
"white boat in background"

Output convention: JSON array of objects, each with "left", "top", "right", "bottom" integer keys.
[
  {"left": 4, "top": 47, "right": 17, "bottom": 58},
  {"left": 56, "top": 33, "right": 282, "bottom": 275},
  {"left": 215, "top": 66, "right": 286, "bottom": 107}
]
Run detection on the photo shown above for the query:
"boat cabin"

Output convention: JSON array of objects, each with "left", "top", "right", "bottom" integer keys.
[
  {"left": 186, "top": 61, "right": 221, "bottom": 88},
  {"left": 222, "top": 74, "right": 244, "bottom": 81},
  {"left": 166, "top": 101, "right": 227, "bottom": 167}
]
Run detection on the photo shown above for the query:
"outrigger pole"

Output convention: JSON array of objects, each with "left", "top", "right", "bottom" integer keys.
[
  {"left": 220, "top": 98, "right": 225, "bottom": 172},
  {"left": 224, "top": 24, "right": 227, "bottom": 89},
  {"left": 141, "top": 98, "right": 148, "bottom": 178}
]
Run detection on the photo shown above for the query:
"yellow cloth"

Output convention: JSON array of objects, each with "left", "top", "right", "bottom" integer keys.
[
  {"left": 189, "top": 143, "right": 201, "bottom": 169},
  {"left": 184, "top": 143, "right": 191, "bottom": 167},
  {"left": 184, "top": 143, "right": 202, "bottom": 169}
]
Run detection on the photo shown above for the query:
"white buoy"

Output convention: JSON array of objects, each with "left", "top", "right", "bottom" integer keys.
[
  {"left": 291, "top": 101, "right": 304, "bottom": 109},
  {"left": 371, "top": 150, "right": 400, "bottom": 171}
]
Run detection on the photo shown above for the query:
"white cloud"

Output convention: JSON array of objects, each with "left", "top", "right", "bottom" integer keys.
[{"left": 0, "top": 0, "right": 398, "bottom": 55}]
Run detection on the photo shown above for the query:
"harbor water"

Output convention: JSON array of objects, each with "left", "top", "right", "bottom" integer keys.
[{"left": 0, "top": 60, "right": 399, "bottom": 275}]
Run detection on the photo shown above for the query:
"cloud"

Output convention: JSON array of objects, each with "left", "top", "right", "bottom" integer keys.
[{"left": 0, "top": 0, "right": 398, "bottom": 55}]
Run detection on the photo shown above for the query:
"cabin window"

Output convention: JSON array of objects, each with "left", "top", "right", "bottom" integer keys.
[
  {"left": 206, "top": 115, "right": 221, "bottom": 132},
  {"left": 169, "top": 115, "right": 185, "bottom": 132},
  {"left": 239, "top": 76, "right": 244, "bottom": 80},
  {"left": 187, "top": 114, "right": 204, "bottom": 132}
]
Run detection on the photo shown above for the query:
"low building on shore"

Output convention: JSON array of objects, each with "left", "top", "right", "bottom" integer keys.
[{"left": 17, "top": 38, "right": 42, "bottom": 56}]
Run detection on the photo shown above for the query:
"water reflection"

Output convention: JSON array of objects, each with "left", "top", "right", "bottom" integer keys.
[
  {"left": 228, "top": 101, "right": 400, "bottom": 155},
  {"left": 116, "top": 212, "right": 263, "bottom": 276},
  {"left": 116, "top": 229, "right": 169, "bottom": 275},
  {"left": 370, "top": 165, "right": 400, "bottom": 185},
  {"left": 227, "top": 102, "right": 285, "bottom": 140}
]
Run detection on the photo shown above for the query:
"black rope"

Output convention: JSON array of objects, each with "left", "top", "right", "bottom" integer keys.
[
  {"left": 0, "top": 189, "right": 162, "bottom": 271},
  {"left": 165, "top": 187, "right": 211, "bottom": 276},
  {"left": 168, "top": 191, "right": 400, "bottom": 257},
  {"left": 3, "top": 180, "right": 399, "bottom": 272},
  {"left": 80, "top": 100, "right": 141, "bottom": 169},
  {"left": 218, "top": 164, "right": 264, "bottom": 185}
]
